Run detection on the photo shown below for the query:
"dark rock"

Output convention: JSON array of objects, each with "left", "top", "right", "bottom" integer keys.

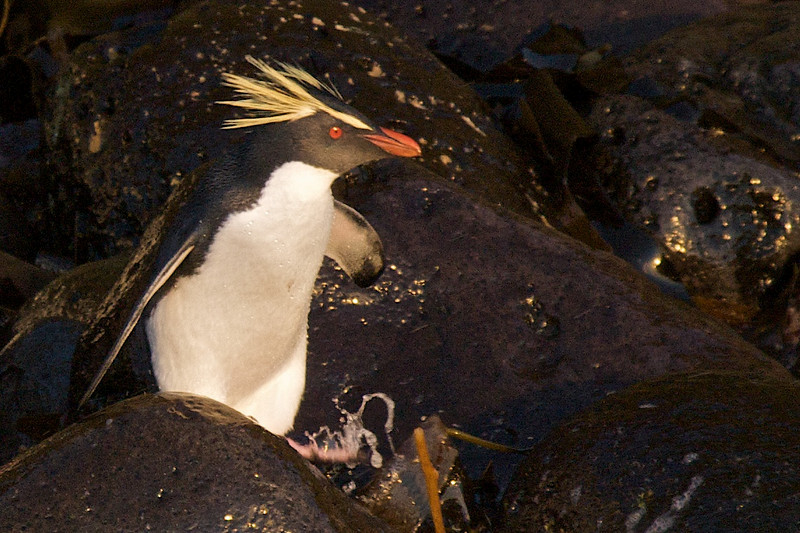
[
  {"left": 2, "top": 0, "right": 180, "bottom": 59},
  {"left": 577, "top": 2, "right": 800, "bottom": 366},
  {"left": 0, "top": 251, "right": 55, "bottom": 383},
  {"left": 0, "top": 120, "right": 40, "bottom": 168},
  {"left": 502, "top": 371, "right": 800, "bottom": 532},
  {"left": 0, "top": 392, "right": 392, "bottom": 532},
  {"left": 0, "top": 251, "right": 55, "bottom": 306},
  {"left": 589, "top": 94, "right": 800, "bottom": 324},
  {"left": 691, "top": 185, "right": 721, "bottom": 225},
  {"left": 40, "top": 0, "right": 539, "bottom": 262},
  {"left": 0, "top": 254, "right": 128, "bottom": 463},
  {"left": 593, "top": 3, "right": 800, "bottom": 326},
  {"left": 348, "top": 0, "right": 739, "bottom": 72},
  {"left": 624, "top": 2, "right": 800, "bottom": 169},
  {"left": 44, "top": 0, "right": 178, "bottom": 39},
  {"left": 0, "top": 319, "right": 82, "bottom": 459},
  {"left": 294, "top": 167, "right": 790, "bottom": 489},
  {"left": 8, "top": 253, "right": 128, "bottom": 339},
  {"left": 475, "top": 59, "right": 614, "bottom": 251}
]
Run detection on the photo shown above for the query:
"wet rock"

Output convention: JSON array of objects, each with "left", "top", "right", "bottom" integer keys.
[
  {"left": 348, "top": 0, "right": 741, "bottom": 72},
  {"left": 624, "top": 2, "right": 800, "bottom": 169},
  {"left": 469, "top": 24, "right": 630, "bottom": 251},
  {"left": 467, "top": 23, "right": 692, "bottom": 297},
  {"left": 0, "top": 183, "right": 35, "bottom": 260},
  {"left": 360, "top": 415, "right": 474, "bottom": 532},
  {"left": 2, "top": 0, "right": 180, "bottom": 60},
  {"left": 0, "top": 120, "right": 40, "bottom": 170},
  {"left": 6, "top": 253, "right": 128, "bottom": 345},
  {"left": 0, "top": 252, "right": 55, "bottom": 306},
  {"left": 0, "top": 392, "right": 392, "bottom": 532},
  {"left": 294, "top": 166, "right": 790, "bottom": 489},
  {"left": 589, "top": 93, "right": 800, "bottom": 323},
  {"left": 41, "top": 0, "right": 538, "bottom": 262},
  {"left": 0, "top": 254, "right": 128, "bottom": 463},
  {"left": 43, "top": 0, "right": 179, "bottom": 39},
  {"left": 0, "top": 250, "right": 56, "bottom": 362},
  {"left": 590, "top": 2, "right": 800, "bottom": 328},
  {"left": 502, "top": 371, "right": 800, "bottom": 532},
  {"left": 0, "top": 319, "right": 82, "bottom": 460}
]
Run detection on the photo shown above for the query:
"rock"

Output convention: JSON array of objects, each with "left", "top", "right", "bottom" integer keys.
[
  {"left": 43, "top": 0, "right": 178, "bottom": 39},
  {"left": 0, "top": 252, "right": 57, "bottom": 305},
  {"left": 294, "top": 166, "right": 790, "bottom": 489},
  {"left": 0, "top": 319, "right": 82, "bottom": 460},
  {"left": 0, "top": 254, "right": 128, "bottom": 463},
  {"left": 624, "top": 2, "right": 800, "bottom": 169},
  {"left": 0, "top": 252, "right": 49, "bottom": 347},
  {"left": 589, "top": 93, "right": 800, "bottom": 324},
  {"left": 347, "top": 0, "right": 742, "bottom": 72},
  {"left": 587, "top": 3, "right": 800, "bottom": 329},
  {"left": 0, "top": 392, "right": 392, "bottom": 532},
  {"left": 502, "top": 371, "right": 800, "bottom": 532}
]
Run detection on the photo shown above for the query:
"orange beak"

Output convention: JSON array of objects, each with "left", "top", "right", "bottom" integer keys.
[{"left": 363, "top": 127, "right": 422, "bottom": 157}]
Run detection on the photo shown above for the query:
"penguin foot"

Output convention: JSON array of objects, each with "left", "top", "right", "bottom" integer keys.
[
  {"left": 287, "top": 392, "right": 396, "bottom": 466},
  {"left": 287, "top": 437, "right": 365, "bottom": 464}
]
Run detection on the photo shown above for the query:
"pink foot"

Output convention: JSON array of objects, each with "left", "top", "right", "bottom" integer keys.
[{"left": 287, "top": 437, "right": 365, "bottom": 463}]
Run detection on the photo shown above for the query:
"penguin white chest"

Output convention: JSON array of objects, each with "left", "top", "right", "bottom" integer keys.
[{"left": 146, "top": 161, "right": 338, "bottom": 434}]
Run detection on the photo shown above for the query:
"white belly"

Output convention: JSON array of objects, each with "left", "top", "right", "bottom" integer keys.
[{"left": 146, "top": 162, "right": 337, "bottom": 435}]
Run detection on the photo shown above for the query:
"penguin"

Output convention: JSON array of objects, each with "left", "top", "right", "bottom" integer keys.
[{"left": 70, "top": 55, "right": 421, "bottom": 438}]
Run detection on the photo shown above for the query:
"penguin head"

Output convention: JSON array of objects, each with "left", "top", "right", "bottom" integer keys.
[
  {"left": 267, "top": 97, "right": 421, "bottom": 176},
  {"left": 218, "top": 56, "right": 421, "bottom": 177}
]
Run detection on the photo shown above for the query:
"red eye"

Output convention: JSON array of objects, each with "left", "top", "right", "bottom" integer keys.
[{"left": 329, "top": 126, "right": 343, "bottom": 139}]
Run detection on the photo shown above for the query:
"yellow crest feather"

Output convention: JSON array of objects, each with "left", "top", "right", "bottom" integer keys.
[{"left": 218, "top": 56, "right": 370, "bottom": 130}]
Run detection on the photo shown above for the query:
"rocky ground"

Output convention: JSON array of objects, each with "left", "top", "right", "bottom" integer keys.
[{"left": 2, "top": 0, "right": 800, "bottom": 531}]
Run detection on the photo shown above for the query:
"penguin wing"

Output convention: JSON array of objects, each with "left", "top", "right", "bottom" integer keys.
[
  {"left": 325, "top": 200, "right": 385, "bottom": 287},
  {"left": 78, "top": 234, "right": 198, "bottom": 408}
]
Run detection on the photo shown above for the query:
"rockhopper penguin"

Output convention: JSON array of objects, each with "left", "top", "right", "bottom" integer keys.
[{"left": 75, "top": 56, "right": 421, "bottom": 439}]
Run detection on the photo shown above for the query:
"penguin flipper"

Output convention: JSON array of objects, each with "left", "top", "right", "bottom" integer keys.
[
  {"left": 78, "top": 237, "right": 197, "bottom": 408},
  {"left": 325, "top": 200, "right": 385, "bottom": 287}
]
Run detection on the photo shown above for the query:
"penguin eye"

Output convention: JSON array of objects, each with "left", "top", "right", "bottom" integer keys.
[{"left": 329, "top": 126, "right": 343, "bottom": 139}]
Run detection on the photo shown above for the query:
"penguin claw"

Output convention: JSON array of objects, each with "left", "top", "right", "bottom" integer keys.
[{"left": 287, "top": 437, "right": 364, "bottom": 464}]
